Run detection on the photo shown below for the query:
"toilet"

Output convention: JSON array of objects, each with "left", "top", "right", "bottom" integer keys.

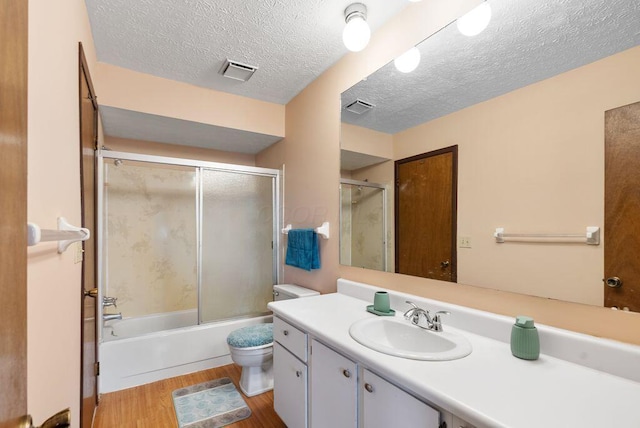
[{"left": 227, "top": 284, "right": 319, "bottom": 397}]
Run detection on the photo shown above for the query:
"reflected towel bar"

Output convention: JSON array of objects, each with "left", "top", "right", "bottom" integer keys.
[
  {"left": 494, "top": 227, "right": 600, "bottom": 245},
  {"left": 27, "top": 217, "right": 91, "bottom": 253},
  {"left": 282, "top": 222, "right": 330, "bottom": 239}
]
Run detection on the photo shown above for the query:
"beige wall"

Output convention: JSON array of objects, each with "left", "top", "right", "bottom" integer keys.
[
  {"left": 341, "top": 122, "right": 393, "bottom": 159},
  {"left": 393, "top": 45, "right": 640, "bottom": 306},
  {"left": 27, "top": 0, "right": 97, "bottom": 424},
  {"left": 95, "top": 63, "right": 285, "bottom": 138},
  {"left": 105, "top": 136, "right": 256, "bottom": 166}
]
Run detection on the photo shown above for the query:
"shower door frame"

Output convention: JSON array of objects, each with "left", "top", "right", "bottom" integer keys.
[
  {"left": 97, "top": 150, "right": 281, "bottom": 341},
  {"left": 339, "top": 178, "right": 388, "bottom": 271}
]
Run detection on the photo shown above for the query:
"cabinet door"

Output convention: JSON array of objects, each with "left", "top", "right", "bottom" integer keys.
[
  {"left": 310, "top": 340, "right": 357, "bottom": 428},
  {"left": 274, "top": 342, "right": 308, "bottom": 428},
  {"left": 361, "top": 369, "right": 440, "bottom": 428}
]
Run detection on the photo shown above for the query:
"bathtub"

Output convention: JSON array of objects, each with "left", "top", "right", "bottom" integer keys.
[{"left": 99, "top": 311, "right": 272, "bottom": 393}]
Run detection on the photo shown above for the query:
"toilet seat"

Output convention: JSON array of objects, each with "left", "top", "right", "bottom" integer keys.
[{"left": 227, "top": 323, "right": 273, "bottom": 349}]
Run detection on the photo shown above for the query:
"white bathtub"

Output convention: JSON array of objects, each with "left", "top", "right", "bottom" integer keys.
[
  {"left": 99, "top": 311, "right": 272, "bottom": 393},
  {"left": 102, "top": 309, "right": 198, "bottom": 341}
]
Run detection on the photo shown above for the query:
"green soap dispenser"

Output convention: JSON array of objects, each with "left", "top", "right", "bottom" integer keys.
[{"left": 510, "top": 316, "right": 540, "bottom": 360}]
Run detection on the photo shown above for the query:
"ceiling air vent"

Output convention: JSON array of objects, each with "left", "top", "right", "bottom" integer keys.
[
  {"left": 345, "top": 99, "right": 374, "bottom": 114},
  {"left": 220, "top": 59, "right": 258, "bottom": 82}
]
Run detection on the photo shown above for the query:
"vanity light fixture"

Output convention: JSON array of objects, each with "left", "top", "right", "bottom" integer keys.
[
  {"left": 343, "top": 3, "right": 371, "bottom": 52},
  {"left": 457, "top": 2, "right": 492, "bottom": 37},
  {"left": 394, "top": 47, "right": 421, "bottom": 73}
]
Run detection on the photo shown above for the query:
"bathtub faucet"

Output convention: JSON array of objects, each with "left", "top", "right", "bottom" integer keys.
[
  {"left": 103, "top": 312, "right": 122, "bottom": 322},
  {"left": 103, "top": 296, "right": 118, "bottom": 308}
]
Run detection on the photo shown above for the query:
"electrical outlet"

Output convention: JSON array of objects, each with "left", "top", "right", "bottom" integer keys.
[
  {"left": 459, "top": 236, "right": 472, "bottom": 248},
  {"left": 74, "top": 242, "right": 84, "bottom": 264}
]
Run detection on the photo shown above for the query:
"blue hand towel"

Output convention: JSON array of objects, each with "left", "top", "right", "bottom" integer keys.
[{"left": 285, "top": 228, "right": 320, "bottom": 271}]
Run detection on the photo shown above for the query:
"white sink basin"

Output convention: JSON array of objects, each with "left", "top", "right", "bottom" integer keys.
[{"left": 349, "top": 317, "right": 472, "bottom": 361}]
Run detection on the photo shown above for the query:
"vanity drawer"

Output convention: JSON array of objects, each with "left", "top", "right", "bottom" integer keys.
[{"left": 274, "top": 316, "right": 308, "bottom": 362}]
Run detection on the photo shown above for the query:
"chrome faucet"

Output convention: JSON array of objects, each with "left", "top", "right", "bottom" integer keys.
[
  {"left": 103, "top": 296, "right": 118, "bottom": 308},
  {"left": 103, "top": 312, "right": 122, "bottom": 322},
  {"left": 403, "top": 301, "right": 450, "bottom": 332}
]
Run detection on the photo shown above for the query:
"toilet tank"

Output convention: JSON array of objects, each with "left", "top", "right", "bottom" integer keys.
[{"left": 273, "top": 284, "right": 320, "bottom": 301}]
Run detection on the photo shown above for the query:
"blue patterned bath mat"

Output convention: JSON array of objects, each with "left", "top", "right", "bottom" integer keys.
[{"left": 172, "top": 377, "right": 251, "bottom": 427}]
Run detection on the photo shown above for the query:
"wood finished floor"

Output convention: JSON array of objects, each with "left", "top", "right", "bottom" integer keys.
[{"left": 94, "top": 364, "right": 286, "bottom": 428}]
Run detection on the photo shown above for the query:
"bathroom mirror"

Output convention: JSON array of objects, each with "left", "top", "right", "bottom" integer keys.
[{"left": 340, "top": 0, "right": 640, "bottom": 309}]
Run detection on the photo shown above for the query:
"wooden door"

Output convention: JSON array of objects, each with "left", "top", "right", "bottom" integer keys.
[
  {"left": 0, "top": 0, "right": 28, "bottom": 426},
  {"left": 395, "top": 146, "right": 457, "bottom": 281},
  {"left": 79, "top": 44, "right": 99, "bottom": 426},
  {"left": 604, "top": 101, "right": 640, "bottom": 312}
]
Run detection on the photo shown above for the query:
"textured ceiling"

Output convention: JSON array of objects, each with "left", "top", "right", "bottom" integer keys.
[
  {"left": 85, "top": 0, "right": 409, "bottom": 105},
  {"left": 101, "top": 106, "right": 282, "bottom": 154},
  {"left": 342, "top": 0, "right": 640, "bottom": 135}
]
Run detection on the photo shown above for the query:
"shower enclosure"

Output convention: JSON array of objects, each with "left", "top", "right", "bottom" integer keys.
[
  {"left": 340, "top": 179, "right": 387, "bottom": 271},
  {"left": 98, "top": 151, "right": 280, "bottom": 341}
]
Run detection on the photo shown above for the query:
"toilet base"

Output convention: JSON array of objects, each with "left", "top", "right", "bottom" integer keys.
[{"left": 238, "top": 361, "right": 274, "bottom": 397}]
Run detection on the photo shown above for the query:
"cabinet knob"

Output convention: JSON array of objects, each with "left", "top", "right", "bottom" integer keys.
[
  {"left": 364, "top": 383, "right": 374, "bottom": 393},
  {"left": 342, "top": 369, "right": 351, "bottom": 378},
  {"left": 295, "top": 370, "right": 302, "bottom": 378},
  {"left": 283, "top": 330, "right": 289, "bottom": 336}
]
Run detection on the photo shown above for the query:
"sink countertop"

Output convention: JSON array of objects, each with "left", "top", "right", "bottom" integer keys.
[{"left": 268, "top": 292, "right": 640, "bottom": 428}]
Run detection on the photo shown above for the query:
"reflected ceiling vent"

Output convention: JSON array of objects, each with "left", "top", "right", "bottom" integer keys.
[
  {"left": 220, "top": 59, "right": 258, "bottom": 82},
  {"left": 345, "top": 99, "right": 374, "bottom": 114}
]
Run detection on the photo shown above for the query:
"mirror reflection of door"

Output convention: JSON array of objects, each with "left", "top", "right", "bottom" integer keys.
[
  {"left": 79, "top": 43, "right": 99, "bottom": 426},
  {"left": 604, "top": 101, "right": 640, "bottom": 312},
  {"left": 395, "top": 146, "right": 457, "bottom": 281}
]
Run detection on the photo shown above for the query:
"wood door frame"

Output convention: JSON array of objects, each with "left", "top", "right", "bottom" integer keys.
[
  {"left": 78, "top": 42, "right": 99, "bottom": 425},
  {"left": 394, "top": 145, "right": 458, "bottom": 281},
  {"left": 0, "top": 0, "right": 28, "bottom": 425}
]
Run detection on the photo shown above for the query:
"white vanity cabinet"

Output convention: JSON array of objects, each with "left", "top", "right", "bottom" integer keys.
[
  {"left": 273, "top": 317, "right": 309, "bottom": 428},
  {"left": 361, "top": 369, "right": 441, "bottom": 428},
  {"left": 273, "top": 315, "right": 445, "bottom": 428},
  {"left": 308, "top": 339, "right": 441, "bottom": 428},
  {"left": 309, "top": 339, "right": 358, "bottom": 428}
]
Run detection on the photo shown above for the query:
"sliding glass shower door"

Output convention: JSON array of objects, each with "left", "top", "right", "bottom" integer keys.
[
  {"left": 103, "top": 159, "right": 198, "bottom": 325},
  {"left": 200, "top": 169, "right": 276, "bottom": 323},
  {"left": 99, "top": 151, "right": 279, "bottom": 337}
]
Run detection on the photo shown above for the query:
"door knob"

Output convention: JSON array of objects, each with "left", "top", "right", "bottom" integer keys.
[
  {"left": 83, "top": 288, "right": 98, "bottom": 298},
  {"left": 440, "top": 260, "right": 450, "bottom": 268},
  {"left": 18, "top": 408, "right": 70, "bottom": 428},
  {"left": 605, "top": 277, "right": 623, "bottom": 288}
]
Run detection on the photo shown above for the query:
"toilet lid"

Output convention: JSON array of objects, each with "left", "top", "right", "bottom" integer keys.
[{"left": 227, "top": 323, "right": 273, "bottom": 348}]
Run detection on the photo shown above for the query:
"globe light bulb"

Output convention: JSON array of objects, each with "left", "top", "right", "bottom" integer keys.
[
  {"left": 394, "top": 47, "right": 421, "bottom": 73},
  {"left": 343, "top": 14, "right": 371, "bottom": 52},
  {"left": 457, "top": 2, "right": 492, "bottom": 37}
]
